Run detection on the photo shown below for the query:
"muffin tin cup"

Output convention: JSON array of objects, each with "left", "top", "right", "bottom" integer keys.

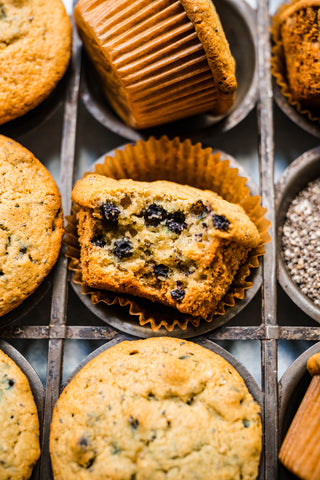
[
  {"left": 60, "top": 336, "right": 263, "bottom": 479},
  {"left": 276, "top": 146, "right": 320, "bottom": 324},
  {"left": 66, "top": 136, "right": 269, "bottom": 337},
  {"left": 80, "top": 0, "right": 257, "bottom": 141},
  {"left": 278, "top": 342, "right": 320, "bottom": 479},
  {"left": 271, "top": 3, "right": 320, "bottom": 139},
  {"left": 0, "top": 340, "right": 44, "bottom": 480},
  {"left": 0, "top": 274, "right": 53, "bottom": 330},
  {"left": 0, "top": 66, "right": 71, "bottom": 139}
]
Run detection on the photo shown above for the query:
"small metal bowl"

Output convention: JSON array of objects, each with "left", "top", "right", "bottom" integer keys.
[
  {"left": 61, "top": 336, "right": 263, "bottom": 479},
  {"left": 0, "top": 340, "right": 44, "bottom": 480},
  {"left": 276, "top": 147, "right": 320, "bottom": 324},
  {"left": 70, "top": 146, "right": 262, "bottom": 339},
  {"left": 273, "top": 79, "right": 320, "bottom": 139},
  {"left": 278, "top": 342, "right": 320, "bottom": 479},
  {"left": 80, "top": 0, "right": 257, "bottom": 141}
]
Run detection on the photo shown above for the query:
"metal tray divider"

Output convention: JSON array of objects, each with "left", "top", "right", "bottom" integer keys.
[
  {"left": 257, "top": 0, "right": 278, "bottom": 478},
  {"left": 39, "top": 24, "right": 82, "bottom": 480}
]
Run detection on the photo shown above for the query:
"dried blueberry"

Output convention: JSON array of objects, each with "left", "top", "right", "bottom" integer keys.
[
  {"left": 166, "top": 211, "right": 186, "bottom": 234},
  {"left": 129, "top": 416, "right": 139, "bottom": 430},
  {"left": 113, "top": 238, "right": 133, "bottom": 259},
  {"left": 190, "top": 200, "right": 210, "bottom": 218},
  {"left": 100, "top": 201, "right": 120, "bottom": 225},
  {"left": 91, "top": 235, "right": 106, "bottom": 248},
  {"left": 153, "top": 264, "right": 169, "bottom": 279},
  {"left": 79, "top": 437, "right": 88, "bottom": 448},
  {"left": 170, "top": 288, "right": 185, "bottom": 303},
  {"left": 212, "top": 214, "right": 230, "bottom": 231},
  {"left": 144, "top": 203, "right": 167, "bottom": 226}
]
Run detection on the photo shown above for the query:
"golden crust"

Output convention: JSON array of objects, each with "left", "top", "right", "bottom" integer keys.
[
  {"left": 71, "top": 174, "right": 260, "bottom": 319},
  {"left": 0, "top": 0, "right": 72, "bottom": 125},
  {"left": 50, "top": 337, "right": 262, "bottom": 480},
  {"left": 0, "top": 135, "right": 64, "bottom": 317},
  {"left": 0, "top": 349, "right": 40, "bottom": 480}
]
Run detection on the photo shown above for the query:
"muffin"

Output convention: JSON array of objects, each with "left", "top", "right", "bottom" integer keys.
[
  {"left": 0, "top": 348, "right": 40, "bottom": 480},
  {"left": 0, "top": 0, "right": 72, "bottom": 125},
  {"left": 50, "top": 337, "right": 262, "bottom": 480},
  {"left": 74, "top": 0, "right": 237, "bottom": 129},
  {"left": 272, "top": 0, "right": 320, "bottom": 112},
  {"left": 71, "top": 175, "right": 261, "bottom": 320},
  {"left": 0, "top": 135, "right": 64, "bottom": 317},
  {"left": 279, "top": 352, "right": 320, "bottom": 480}
]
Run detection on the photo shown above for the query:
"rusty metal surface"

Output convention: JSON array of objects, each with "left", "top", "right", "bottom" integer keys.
[{"left": 1, "top": 0, "right": 320, "bottom": 479}]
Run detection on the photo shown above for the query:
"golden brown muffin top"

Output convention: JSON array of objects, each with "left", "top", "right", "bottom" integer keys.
[
  {"left": 0, "top": 0, "right": 72, "bottom": 124},
  {"left": 50, "top": 337, "right": 262, "bottom": 480}
]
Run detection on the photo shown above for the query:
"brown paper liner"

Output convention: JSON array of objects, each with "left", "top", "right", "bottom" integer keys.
[
  {"left": 271, "top": 0, "right": 320, "bottom": 124},
  {"left": 75, "top": 0, "right": 236, "bottom": 129},
  {"left": 65, "top": 136, "right": 270, "bottom": 331}
]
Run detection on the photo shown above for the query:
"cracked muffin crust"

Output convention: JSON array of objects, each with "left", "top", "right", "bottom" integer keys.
[
  {"left": 0, "top": 0, "right": 72, "bottom": 125},
  {"left": 50, "top": 337, "right": 262, "bottom": 480},
  {"left": 0, "top": 135, "right": 64, "bottom": 317},
  {"left": 0, "top": 348, "right": 40, "bottom": 480},
  {"left": 71, "top": 175, "right": 261, "bottom": 319}
]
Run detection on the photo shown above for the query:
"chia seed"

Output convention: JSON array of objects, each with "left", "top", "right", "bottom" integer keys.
[{"left": 281, "top": 177, "right": 320, "bottom": 306}]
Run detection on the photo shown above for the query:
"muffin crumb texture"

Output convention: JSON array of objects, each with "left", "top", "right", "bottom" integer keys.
[
  {"left": 50, "top": 337, "right": 262, "bottom": 480},
  {"left": 0, "top": 135, "right": 64, "bottom": 317},
  {"left": 280, "top": 1, "right": 320, "bottom": 107},
  {"left": 72, "top": 175, "right": 260, "bottom": 319},
  {"left": 0, "top": 349, "right": 40, "bottom": 480}
]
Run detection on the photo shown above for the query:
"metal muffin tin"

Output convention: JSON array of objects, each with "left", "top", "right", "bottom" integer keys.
[
  {"left": 0, "top": 0, "right": 319, "bottom": 479},
  {"left": 80, "top": 0, "right": 258, "bottom": 141}
]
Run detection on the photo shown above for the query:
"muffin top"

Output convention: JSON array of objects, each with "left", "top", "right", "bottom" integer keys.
[
  {"left": 50, "top": 337, "right": 262, "bottom": 480},
  {"left": 0, "top": 0, "right": 72, "bottom": 124},
  {"left": 0, "top": 348, "right": 40, "bottom": 479},
  {"left": 0, "top": 135, "right": 64, "bottom": 317}
]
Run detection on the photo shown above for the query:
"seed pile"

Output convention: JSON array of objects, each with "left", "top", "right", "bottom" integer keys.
[{"left": 282, "top": 177, "right": 320, "bottom": 306}]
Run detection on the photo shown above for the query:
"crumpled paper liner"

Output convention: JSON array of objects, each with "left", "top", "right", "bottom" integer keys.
[
  {"left": 271, "top": 0, "right": 320, "bottom": 124},
  {"left": 65, "top": 136, "right": 270, "bottom": 331}
]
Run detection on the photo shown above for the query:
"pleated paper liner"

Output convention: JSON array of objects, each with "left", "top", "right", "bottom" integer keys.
[
  {"left": 271, "top": 1, "right": 320, "bottom": 136},
  {"left": 80, "top": 0, "right": 257, "bottom": 140},
  {"left": 75, "top": 0, "right": 237, "bottom": 130},
  {"left": 66, "top": 136, "right": 270, "bottom": 333}
]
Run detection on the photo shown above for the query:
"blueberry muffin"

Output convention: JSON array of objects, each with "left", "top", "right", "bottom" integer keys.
[
  {"left": 74, "top": 0, "right": 237, "bottom": 129},
  {"left": 0, "top": 348, "right": 40, "bottom": 479},
  {"left": 71, "top": 175, "right": 260, "bottom": 319},
  {"left": 0, "top": 135, "right": 64, "bottom": 317},
  {"left": 50, "top": 337, "right": 262, "bottom": 480},
  {"left": 272, "top": 0, "right": 320, "bottom": 108},
  {"left": 0, "top": 0, "right": 72, "bottom": 125}
]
